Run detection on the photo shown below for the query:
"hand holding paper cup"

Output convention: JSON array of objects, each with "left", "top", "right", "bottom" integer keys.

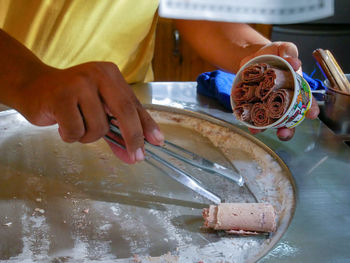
[{"left": 231, "top": 55, "right": 312, "bottom": 129}]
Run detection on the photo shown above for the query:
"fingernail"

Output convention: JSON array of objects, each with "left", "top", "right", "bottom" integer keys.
[
  {"left": 281, "top": 45, "right": 297, "bottom": 58},
  {"left": 277, "top": 130, "right": 292, "bottom": 141},
  {"left": 135, "top": 148, "right": 144, "bottom": 162},
  {"left": 280, "top": 136, "right": 291, "bottom": 141},
  {"left": 282, "top": 52, "right": 292, "bottom": 59},
  {"left": 152, "top": 129, "right": 164, "bottom": 143},
  {"left": 306, "top": 109, "right": 319, "bottom": 120}
]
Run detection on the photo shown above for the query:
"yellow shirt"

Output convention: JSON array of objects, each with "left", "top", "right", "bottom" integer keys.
[{"left": 0, "top": 0, "right": 159, "bottom": 83}]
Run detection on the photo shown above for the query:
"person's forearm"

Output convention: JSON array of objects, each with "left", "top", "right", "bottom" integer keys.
[
  {"left": 174, "top": 20, "right": 270, "bottom": 73},
  {"left": 0, "top": 29, "right": 50, "bottom": 108}
]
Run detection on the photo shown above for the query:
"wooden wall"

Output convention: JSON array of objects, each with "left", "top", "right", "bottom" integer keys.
[{"left": 152, "top": 18, "right": 271, "bottom": 81}]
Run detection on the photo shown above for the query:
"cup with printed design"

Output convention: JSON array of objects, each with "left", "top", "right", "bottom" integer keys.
[{"left": 230, "top": 55, "right": 312, "bottom": 129}]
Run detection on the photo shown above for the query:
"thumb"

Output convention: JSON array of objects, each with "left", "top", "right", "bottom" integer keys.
[
  {"left": 278, "top": 42, "right": 302, "bottom": 72},
  {"left": 278, "top": 42, "right": 299, "bottom": 58},
  {"left": 284, "top": 57, "right": 302, "bottom": 72}
]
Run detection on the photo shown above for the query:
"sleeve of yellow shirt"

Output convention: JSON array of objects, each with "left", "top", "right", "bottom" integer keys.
[{"left": 0, "top": 0, "right": 159, "bottom": 83}]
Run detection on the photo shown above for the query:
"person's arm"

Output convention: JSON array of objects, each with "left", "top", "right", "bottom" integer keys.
[
  {"left": 174, "top": 21, "right": 270, "bottom": 73},
  {"left": 174, "top": 20, "right": 319, "bottom": 141},
  {"left": 0, "top": 29, "right": 164, "bottom": 163}
]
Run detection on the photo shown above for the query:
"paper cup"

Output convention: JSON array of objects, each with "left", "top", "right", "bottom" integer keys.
[{"left": 230, "top": 55, "right": 312, "bottom": 129}]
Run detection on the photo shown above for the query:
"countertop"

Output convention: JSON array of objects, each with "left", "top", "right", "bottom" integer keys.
[
  {"left": 133, "top": 81, "right": 350, "bottom": 263},
  {"left": 0, "top": 81, "right": 349, "bottom": 262}
]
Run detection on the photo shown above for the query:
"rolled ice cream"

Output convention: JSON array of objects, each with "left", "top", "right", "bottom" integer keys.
[
  {"left": 203, "top": 203, "right": 276, "bottom": 235},
  {"left": 232, "top": 62, "right": 294, "bottom": 127}
]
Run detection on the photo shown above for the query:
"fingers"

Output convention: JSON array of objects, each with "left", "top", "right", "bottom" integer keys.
[
  {"left": 284, "top": 57, "right": 302, "bottom": 72},
  {"left": 109, "top": 97, "right": 145, "bottom": 162},
  {"left": 277, "top": 42, "right": 299, "bottom": 59},
  {"left": 249, "top": 127, "right": 296, "bottom": 141},
  {"left": 55, "top": 98, "right": 85, "bottom": 143},
  {"left": 77, "top": 88, "right": 109, "bottom": 143},
  {"left": 45, "top": 62, "right": 163, "bottom": 164},
  {"left": 106, "top": 100, "right": 164, "bottom": 163},
  {"left": 274, "top": 97, "right": 319, "bottom": 142},
  {"left": 240, "top": 42, "right": 302, "bottom": 72},
  {"left": 54, "top": 77, "right": 109, "bottom": 144},
  {"left": 306, "top": 96, "right": 320, "bottom": 120},
  {"left": 103, "top": 134, "right": 135, "bottom": 164},
  {"left": 277, "top": 42, "right": 303, "bottom": 74},
  {"left": 249, "top": 126, "right": 295, "bottom": 141},
  {"left": 98, "top": 62, "right": 146, "bottom": 162},
  {"left": 276, "top": 127, "right": 295, "bottom": 141},
  {"left": 136, "top": 103, "right": 164, "bottom": 146},
  {"left": 239, "top": 43, "right": 278, "bottom": 67},
  {"left": 248, "top": 127, "right": 265, "bottom": 135}
]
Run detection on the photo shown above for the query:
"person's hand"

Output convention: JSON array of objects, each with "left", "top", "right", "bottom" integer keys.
[
  {"left": 239, "top": 41, "right": 320, "bottom": 141},
  {"left": 11, "top": 62, "right": 164, "bottom": 163}
]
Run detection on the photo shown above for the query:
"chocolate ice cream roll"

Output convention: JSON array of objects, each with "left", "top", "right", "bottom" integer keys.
[
  {"left": 250, "top": 102, "right": 272, "bottom": 127},
  {"left": 242, "top": 63, "right": 269, "bottom": 83},
  {"left": 231, "top": 82, "right": 259, "bottom": 103},
  {"left": 267, "top": 89, "right": 293, "bottom": 119},
  {"left": 234, "top": 103, "right": 253, "bottom": 122},
  {"left": 203, "top": 203, "right": 276, "bottom": 234},
  {"left": 255, "top": 68, "right": 293, "bottom": 101}
]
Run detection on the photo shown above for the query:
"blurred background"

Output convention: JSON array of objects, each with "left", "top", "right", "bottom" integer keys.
[{"left": 153, "top": 0, "right": 350, "bottom": 81}]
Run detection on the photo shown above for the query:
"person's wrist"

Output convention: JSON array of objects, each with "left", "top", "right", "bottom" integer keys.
[{"left": 9, "top": 63, "right": 55, "bottom": 110}]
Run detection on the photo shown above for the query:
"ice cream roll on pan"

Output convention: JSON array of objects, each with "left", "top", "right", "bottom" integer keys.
[{"left": 203, "top": 203, "right": 276, "bottom": 235}]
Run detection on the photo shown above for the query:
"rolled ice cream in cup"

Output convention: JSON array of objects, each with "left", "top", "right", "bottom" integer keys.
[{"left": 230, "top": 55, "right": 312, "bottom": 129}]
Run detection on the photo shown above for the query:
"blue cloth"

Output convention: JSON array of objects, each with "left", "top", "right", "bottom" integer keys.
[
  {"left": 301, "top": 72, "right": 326, "bottom": 91},
  {"left": 196, "top": 70, "right": 326, "bottom": 111}
]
